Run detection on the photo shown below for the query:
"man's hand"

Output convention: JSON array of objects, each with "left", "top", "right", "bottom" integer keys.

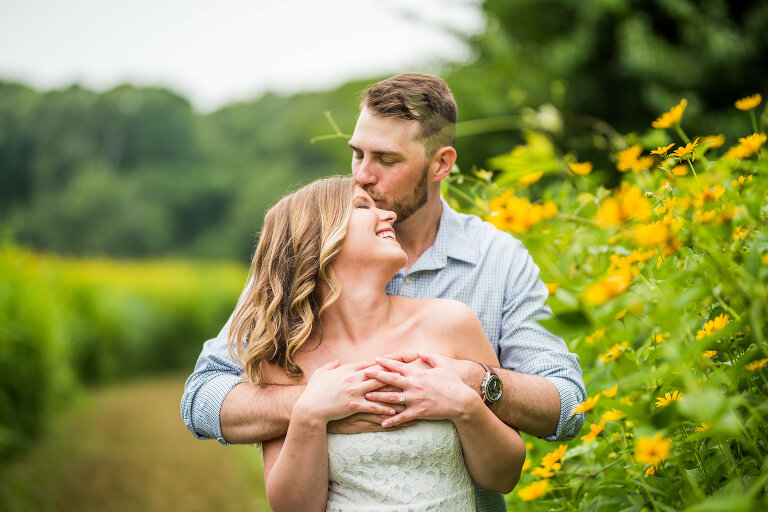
[
  {"left": 363, "top": 352, "right": 480, "bottom": 428},
  {"left": 383, "top": 350, "right": 485, "bottom": 393},
  {"left": 326, "top": 376, "right": 415, "bottom": 434}
]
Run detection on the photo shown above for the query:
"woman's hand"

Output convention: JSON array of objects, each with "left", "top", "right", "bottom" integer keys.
[
  {"left": 293, "top": 360, "right": 398, "bottom": 425},
  {"left": 363, "top": 352, "right": 480, "bottom": 428}
]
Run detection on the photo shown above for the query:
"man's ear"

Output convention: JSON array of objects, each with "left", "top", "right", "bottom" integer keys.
[{"left": 430, "top": 146, "right": 457, "bottom": 182}]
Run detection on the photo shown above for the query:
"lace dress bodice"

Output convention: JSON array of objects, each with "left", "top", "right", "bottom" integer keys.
[{"left": 326, "top": 420, "right": 476, "bottom": 511}]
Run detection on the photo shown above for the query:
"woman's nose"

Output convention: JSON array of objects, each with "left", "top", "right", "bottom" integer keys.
[{"left": 379, "top": 207, "right": 397, "bottom": 224}]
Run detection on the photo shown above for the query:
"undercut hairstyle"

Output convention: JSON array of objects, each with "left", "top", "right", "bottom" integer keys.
[
  {"left": 228, "top": 176, "right": 356, "bottom": 384},
  {"left": 361, "top": 72, "right": 458, "bottom": 156}
]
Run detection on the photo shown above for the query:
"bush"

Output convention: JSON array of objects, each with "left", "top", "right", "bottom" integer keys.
[
  {"left": 0, "top": 247, "right": 245, "bottom": 464},
  {"left": 444, "top": 93, "right": 768, "bottom": 510}
]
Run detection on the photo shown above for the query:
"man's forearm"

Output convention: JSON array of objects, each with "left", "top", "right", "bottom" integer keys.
[
  {"left": 496, "top": 369, "right": 561, "bottom": 437},
  {"left": 220, "top": 382, "right": 304, "bottom": 444},
  {"left": 467, "top": 364, "right": 560, "bottom": 438}
]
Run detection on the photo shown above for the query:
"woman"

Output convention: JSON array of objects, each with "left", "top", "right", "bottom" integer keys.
[{"left": 229, "top": 176, "right": 525, "bottom": 511}]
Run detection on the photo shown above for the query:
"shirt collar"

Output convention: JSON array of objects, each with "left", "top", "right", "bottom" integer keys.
[{"left": 406, "top": 197, "right": 478, "bottom": 273}]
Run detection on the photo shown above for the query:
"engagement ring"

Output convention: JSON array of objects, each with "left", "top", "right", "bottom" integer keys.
[{"left": 398, "top": 391, "right": 405, "bottom": 404}]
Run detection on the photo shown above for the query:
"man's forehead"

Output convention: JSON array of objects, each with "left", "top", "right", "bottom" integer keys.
[{"left": 350, "top": 108, "right": 421, "bottom": 149}]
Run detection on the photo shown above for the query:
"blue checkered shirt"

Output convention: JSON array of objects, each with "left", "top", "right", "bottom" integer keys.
[{"left": 181, "top": 198, "right": 586, "bottom": 512}]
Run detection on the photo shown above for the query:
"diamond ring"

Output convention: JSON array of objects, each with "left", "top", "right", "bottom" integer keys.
[{"left": 398, "top": 391, "right": 405, "bottom": 404}]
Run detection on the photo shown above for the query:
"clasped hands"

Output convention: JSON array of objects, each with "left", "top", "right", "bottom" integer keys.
[{"left": 306, "top": 350, "right": 481, "bottom": 434}]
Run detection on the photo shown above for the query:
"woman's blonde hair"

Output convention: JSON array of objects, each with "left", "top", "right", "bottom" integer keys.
[{"left": 228, "top": 176, "right": 356, "bottom": 384}]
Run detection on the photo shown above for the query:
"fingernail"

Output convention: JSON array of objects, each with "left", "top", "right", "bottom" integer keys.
[
  {"left": 389, "top": 409, "right": 395, "bottom": 415},
  {"left": 365, "top": 393, "right": 372, "bottom": 398},
  {"left": 382, "top": 421, "right": 389, "bottom": 427}
]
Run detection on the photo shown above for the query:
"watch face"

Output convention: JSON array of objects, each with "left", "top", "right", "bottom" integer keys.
[{"left": 485, "top": 375, "right": 503, "bottom": 403}]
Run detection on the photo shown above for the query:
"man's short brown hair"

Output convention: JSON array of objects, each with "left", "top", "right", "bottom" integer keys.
[{"left": 361, "top": 73, "right": 457, "bottom": 155}]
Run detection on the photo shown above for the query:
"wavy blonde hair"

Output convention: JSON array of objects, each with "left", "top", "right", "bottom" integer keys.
[{"left": 228, "top": 176, "right": 355, "bottom": 384}]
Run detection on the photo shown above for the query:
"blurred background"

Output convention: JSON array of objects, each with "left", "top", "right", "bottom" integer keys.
[{"left": 1, "top": 0, "right": 767, "bottom": 510}]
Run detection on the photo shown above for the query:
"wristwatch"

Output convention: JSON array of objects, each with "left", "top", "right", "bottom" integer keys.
[{"left": 479, "top": 363, "right": 503, "bottom": 406}]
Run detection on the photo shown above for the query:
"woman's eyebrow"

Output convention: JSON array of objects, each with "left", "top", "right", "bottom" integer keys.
[{"left": 353, "top": 194, "right": 374, "bottom": 205}]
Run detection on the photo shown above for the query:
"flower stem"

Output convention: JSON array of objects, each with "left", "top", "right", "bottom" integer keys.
[{"left": 675, "top": 124, "right": 691, "bottom": 145}]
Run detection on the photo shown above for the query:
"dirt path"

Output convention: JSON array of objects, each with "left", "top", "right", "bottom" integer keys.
[{"left": 1, "top": 375, "right": 271, "bottom": 512}]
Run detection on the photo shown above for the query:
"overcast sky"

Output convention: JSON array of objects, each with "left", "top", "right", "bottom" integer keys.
[{"left": 0, "top": 0, "right": 484, "bottom": 112}]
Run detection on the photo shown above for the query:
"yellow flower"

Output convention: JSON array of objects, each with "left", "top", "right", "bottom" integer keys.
[
  {"left": 583, "top": 269, "right": 634, "bottom": 306},
  {"left": 595, "top": 183, "right": 652, "bottom": 225},
  {"left": 572, "top": 394, "right": 601, "bottom": 414},
  {"left": 732, "top": 226, "right": 748, "bottom": 240},
  {"left": 695, "top": 314, "right": 730, "bottom": 340},
  {"left": 693, "top": 185, "right": 726, "bottom": 207},
  {"left": 569, "top": 161, "right": 593, "bottom": 175},
  {"left": 701, "top": 134, "right": 726, "bottom": 149},
  {"left": 518, "top": 480, "right": 549, "bottom": 501},
  {"left": 615, "top": 308, "right": 627, "bottom": 320},
  {"left": 644, "top": 465, "right": 657, "bottom": 477},
  {"left": 601, "top": 409, "right": 626, "bottom": 422},
  {"left": 672, "top": 165, "right": 688, "bottom": 176},
  {"left": 735, "top": 93, "right": 762, "bottom": 111},
  {"left": 522, "top": 459, "right": 532, "bottom": 471},
  {"left": 634, "top": 220, "right": 680, "bottom": 255},
  {"left": 725, "top": 133, "right": 767, "bottom": 159},
  {"left": 670, "top": 137, "right": 700, "bottom": 161},
  {"left": 651, "top": 143, "right": 675, "bottom": 156},
  {"left": 599, "top": 341, "right": 630, "bottom": 362},
  {"left": 545, "top": 282, "right": 559, "bottom": 293},
  {"left": 486, "top": 195, "right": 558, "bottom": 233},
  {"left": 585, "top": 328, "right": 607, "bottom": 344},
  {"left": 731, "top": 175, "right": 753, "bottom": 187},
  {"left": 745, "top": 358, "right": 768, "bottom": 371},
  {"left": 635, "top": 434, "right": 672, "bottom": 466},
  {"left": 704, "top": 350, "right": 718, "bottom": 359},
  {"left": 763, "top": 253, "right": 768, "bottom": 266},
  {"left": 695, "top": 423, "right": 710, "bottom": 432},
  {"left": 620, "top": 396, "right": 634, "bottom": 406},
  {"left": 525, "top": 442, "right": 534, "bottom": 451},
  {"left": 531, "top": 464, "right": 558, "bottom": 478},
  {"left": 651, "top": 334, "right": 665, "bottom": 344},
  {"left": 580, "top": 422, "right": 605, "bottom": 441},
  {"left": 603, "top": 384, "right": 618, "bottom": 398},
  {"left": 655, "top": 390, "right": 684, "bottom": 408},
  {"left": 541, "top": 445, "right": 567, "bottom": 467},
  {"left": 694, "top": 209, "right": 717, "bottom": 224},
  {"left": 519, "top": 170, "right": 544, "bottom": 185},
  {"left": 652, "top": 99, "right": 687, "bottom": 129}
]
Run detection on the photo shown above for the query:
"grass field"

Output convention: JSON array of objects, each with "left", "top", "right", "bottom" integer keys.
[{"left": 0, "top": 375, "right": 271, "bottom": 512}]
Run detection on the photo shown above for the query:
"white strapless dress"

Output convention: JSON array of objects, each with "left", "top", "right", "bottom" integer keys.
[{"left": 326, "top": 420, "right": 476, "bottom": 511}]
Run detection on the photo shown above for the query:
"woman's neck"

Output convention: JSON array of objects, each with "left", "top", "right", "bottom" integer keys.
[{"left": 319, "top": 270, "right": 395, "bottom": 346}]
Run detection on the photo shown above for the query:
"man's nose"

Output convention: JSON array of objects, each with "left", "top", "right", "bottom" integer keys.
[{"left": 354, "top": 159, "right": 376, "bottom": 186}]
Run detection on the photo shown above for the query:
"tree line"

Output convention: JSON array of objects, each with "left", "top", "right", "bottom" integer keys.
[{"left": 1, "top": 0, "right": 766, "bottom": 261}]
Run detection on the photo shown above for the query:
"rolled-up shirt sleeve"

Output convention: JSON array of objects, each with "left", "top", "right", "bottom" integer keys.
[
  {"left": 180, "top": 316, "right": 245, "bottom": 445},
  {"left": 498, "top": 241, "right": 587, "bottom": 442}
]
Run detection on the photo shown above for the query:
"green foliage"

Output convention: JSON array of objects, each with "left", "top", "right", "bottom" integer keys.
[
  {"left": 447, "top": 0, "right": 768, "bottom": 173},
  {"left": 0, "top": 81, "right": 363, "bottom": 260},
  {"left": 0, "top": 245, "right": 245, "bottom": 464},
  {"left": 443, "top": 95, "right": 768, "bottom": 509}
]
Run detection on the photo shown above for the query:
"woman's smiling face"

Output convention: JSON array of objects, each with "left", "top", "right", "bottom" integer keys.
[{"left": 336, "top": 186, "right": 408, "bottom": 275}]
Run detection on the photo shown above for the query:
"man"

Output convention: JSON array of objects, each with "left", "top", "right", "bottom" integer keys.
[{"left": 181, "top": 73, "right": 585, "bottom": 511}]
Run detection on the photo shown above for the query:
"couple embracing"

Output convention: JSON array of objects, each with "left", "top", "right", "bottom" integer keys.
[{"left": 181, "top": 73, "right": 586, "bottom": 511}]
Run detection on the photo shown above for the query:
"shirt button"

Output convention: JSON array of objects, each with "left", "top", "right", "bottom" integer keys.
[{"left": 404, "top": 276, "right": 411, "bottom": 284}]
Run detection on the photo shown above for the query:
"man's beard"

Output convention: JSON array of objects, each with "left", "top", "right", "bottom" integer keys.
[{"left": 364, "top": 163, "right": 429, "bottom": 224}]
